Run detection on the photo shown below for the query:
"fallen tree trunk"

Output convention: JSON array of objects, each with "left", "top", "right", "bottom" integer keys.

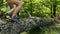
[{"left": 0, "top": 16, "right": 58, "bottom": 34}]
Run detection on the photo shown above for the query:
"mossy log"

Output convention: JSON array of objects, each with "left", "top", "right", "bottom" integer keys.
[{"left": 0, "top": 16, "right": 57, "bottom": 34}]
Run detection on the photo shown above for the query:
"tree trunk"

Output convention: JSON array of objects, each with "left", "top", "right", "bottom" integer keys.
[
  {"left": 50, "top": 2, "right": 57, "bottom": 18},
  {"left": 53, "top": 4, "right": 57, "bottom": 17},
  {"left": 0, "top": 15, "right": 59, "bottom": 34},
  {"left": 51, "top": 5, "right": 53, "bottom": 18}
]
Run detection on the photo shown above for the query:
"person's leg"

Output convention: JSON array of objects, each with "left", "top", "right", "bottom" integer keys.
[
  {"left": 6, "top": 8, "right": 15, "bottom": 14},
  {"left": 6, "top": 0, "right": 16, "bottom": 15},
  {"left": 11, "top": 1, "right": 22, "bottom": 19},
  {"left": 6, "top": 0, "right": 22, "bottom": 20}
]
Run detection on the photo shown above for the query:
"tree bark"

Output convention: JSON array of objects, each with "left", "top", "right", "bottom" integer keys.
[{"left": 0, "top": 16, "right": 58, "bottom": 34}]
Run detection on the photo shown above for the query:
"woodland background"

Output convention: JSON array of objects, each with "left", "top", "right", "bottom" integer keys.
[{"left": 0, "top": 0, "right": 60, "bottom": 34}]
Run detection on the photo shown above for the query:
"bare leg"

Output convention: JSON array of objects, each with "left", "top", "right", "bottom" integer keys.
[
  {"left": 12, "top": 1, "right": 22, "bottom": 17},
  {"left": 6, "top": 8, "right": 15, "bottom": 14},
  {"left": 6, "top": 0, "right": 22, "bottom": 20}
]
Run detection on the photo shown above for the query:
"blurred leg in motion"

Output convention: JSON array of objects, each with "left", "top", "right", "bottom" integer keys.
[{"left": 6, "top": 0, "right": 22, "bottom": 20}]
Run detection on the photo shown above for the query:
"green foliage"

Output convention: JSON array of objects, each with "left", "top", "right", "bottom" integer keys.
[{"left": 0, "top": 0, "right": 60, "bottom": 34}]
